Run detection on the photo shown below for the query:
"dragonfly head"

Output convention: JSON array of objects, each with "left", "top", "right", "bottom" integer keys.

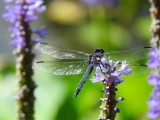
[{"left": 94, "top": 48, "right": 104, "bottom": 53}]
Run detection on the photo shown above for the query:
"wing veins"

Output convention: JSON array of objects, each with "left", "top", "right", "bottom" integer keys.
[
  {"left": 33, "top": 60, "right": 88, "bottom": 75},
  {"left": 35, "top": 42, "right": 89, "bottom": 59},
  {"left": 104, "top": 46, "right": 151, "bottom": 63}
]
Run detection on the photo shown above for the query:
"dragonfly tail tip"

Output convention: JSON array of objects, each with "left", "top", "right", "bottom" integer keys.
[{"left": 73, "top": 94, "right": 77, "bottom": 98}]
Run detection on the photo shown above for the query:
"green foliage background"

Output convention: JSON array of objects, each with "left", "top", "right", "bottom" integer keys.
[{"left": 0, "top": 0, "right": 153, "bottom": 120}]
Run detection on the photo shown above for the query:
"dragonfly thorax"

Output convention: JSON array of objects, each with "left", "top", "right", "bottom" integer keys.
[{"left": 88, "top": 48, "right": 104, "bottom": 65}]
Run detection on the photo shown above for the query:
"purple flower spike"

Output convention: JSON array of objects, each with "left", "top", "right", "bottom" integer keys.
[
  {"left": 2, "top": 0, "right": 46, "bottom": 119},
  {"left": 148, "top": 0, "right": 160, "bottom": 119},
  {"left": 91, "top": 57, "right": 131, "bottom": 120}
]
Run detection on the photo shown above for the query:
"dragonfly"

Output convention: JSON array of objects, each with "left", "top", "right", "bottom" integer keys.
[{"left": 33, "top": 42, "right": 151, "bottom": 97}]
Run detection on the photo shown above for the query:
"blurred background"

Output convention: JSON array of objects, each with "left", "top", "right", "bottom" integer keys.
[{"left": 0, "top": 0, "right": 153, "bottom": 120}]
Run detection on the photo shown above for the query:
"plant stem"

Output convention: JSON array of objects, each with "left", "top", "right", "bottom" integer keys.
[{"left": 15, "top": 0, "right": 36, "bottom": 120}]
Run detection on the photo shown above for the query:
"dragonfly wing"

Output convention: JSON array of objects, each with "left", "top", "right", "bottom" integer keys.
[
  {"left": 105, "top": 47, "right": 151, "bottom": 63},
  {"left": 32, "top": 60, "right": 88, "bottom": 75},
  {"left": 35, "top": 42, "right": 89, "bottom": 59},
  {"left": 130, "top": 65, "right": 149, "bottom": 77}
]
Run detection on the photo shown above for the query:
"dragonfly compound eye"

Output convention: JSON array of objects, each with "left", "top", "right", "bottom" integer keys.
[{"left": 94, "top": 48, "right": 104, "bottom": 53}]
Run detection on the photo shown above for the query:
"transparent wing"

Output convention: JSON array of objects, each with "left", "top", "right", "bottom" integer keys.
[
  {"left": 105, "top": 47, "right": 151, "bottom": 63},
  {"left": 129, "top": 65, "right": 149, "bottom": 77},
  {"left": 32, "top": 60, "right": 88, "bottom": 75},
  {"left": 35, "top": 42, "right": 89, "bottom": 59}
]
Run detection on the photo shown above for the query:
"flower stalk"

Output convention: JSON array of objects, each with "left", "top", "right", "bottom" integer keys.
[
  {"left": 99, "top": 83, "right": 118, "bottom": 120},
  {"left": 3, "top": 0, "right": 46, "bottom": 120}
]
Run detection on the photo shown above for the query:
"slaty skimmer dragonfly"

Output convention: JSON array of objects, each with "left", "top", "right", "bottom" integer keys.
[{"left": 33, "top": 42, "right": 151, "bottom": 97}]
